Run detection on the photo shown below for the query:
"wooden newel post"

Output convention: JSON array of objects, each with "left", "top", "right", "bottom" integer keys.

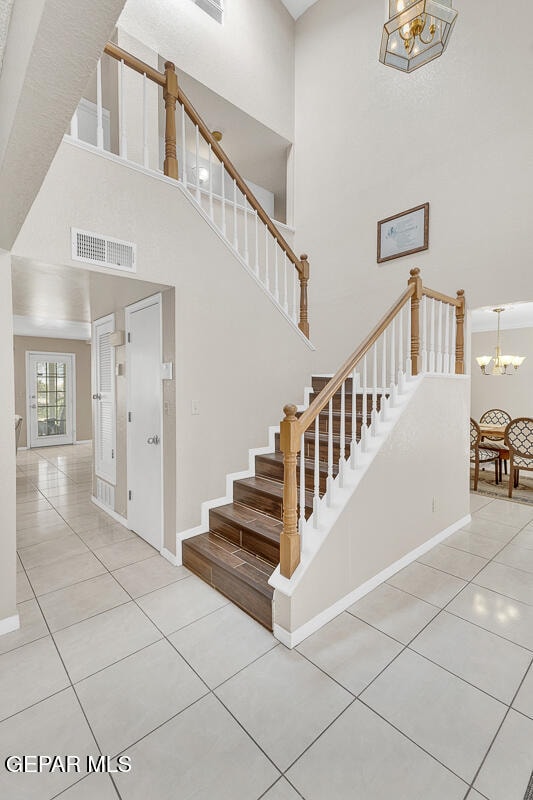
[
  {"left": 163, "top": 61, "right": 179, "bottom": 180},
  {"left": 408, "top": 267, "right": 423, "bottom": 375},
  {"left": 298, "top": 255, "right": 310, "bottom": 339},
  {"left": 455, "top": 289, "right": 465, "bottom": 374},
  {"left": 279, "top": 403, "right": 301, "bottom": 578}
]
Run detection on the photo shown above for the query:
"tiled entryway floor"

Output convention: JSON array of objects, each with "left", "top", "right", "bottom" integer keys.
[{"left": 2, "top": 445, "right": 533, "bottom": 799}]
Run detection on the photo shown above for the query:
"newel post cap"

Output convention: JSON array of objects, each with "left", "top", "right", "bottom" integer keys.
[{"left": 283, "top": 403, "right": 298, "bottom": 421}]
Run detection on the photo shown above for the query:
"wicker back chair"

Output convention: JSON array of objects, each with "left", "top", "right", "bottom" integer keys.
[
  {"left": 504, "top": 418, "right": 533, "bottom": 498},
  {"left": 470, "top": 418, "right": 499, "bottom": 490}
]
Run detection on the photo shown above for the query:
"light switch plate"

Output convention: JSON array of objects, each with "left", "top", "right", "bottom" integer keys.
[{"left": 161, "top": 362, "right": 173, "bottom": 380}]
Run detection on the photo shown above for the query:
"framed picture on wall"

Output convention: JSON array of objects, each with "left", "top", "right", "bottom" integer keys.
[{"left": 377, "top": 202, "right": 429, "bottom": 263}]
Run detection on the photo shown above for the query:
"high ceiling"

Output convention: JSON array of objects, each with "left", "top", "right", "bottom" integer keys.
[
  {"left": 471, "top": 303, "right": 533, "bottom": 333},
  {"left": 281, "top": 0, "right": 318, "bottom": 20}
]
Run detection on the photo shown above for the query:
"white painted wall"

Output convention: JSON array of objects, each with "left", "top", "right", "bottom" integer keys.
[
  {"left": 274, "top": 375, "right": 470, "bottom": 635},
  {"left": 118, "top": 0, "right": 295, "bottom": 142},
  {"left": 293, "top": 0, "right": 533, "bottom": 371},
  {"left": 471, "top": 328, "right": 533, "bottom": 421},
  {"left": 13, "top": 141, "right": 315, "bottom": 531},
  {"left": 0, "top": 252, "right": 17, "bottom": 632}
]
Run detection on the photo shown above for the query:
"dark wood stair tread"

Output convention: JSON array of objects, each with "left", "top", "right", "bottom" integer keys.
[
  {"left": 211, "top": 502, "right": 282, "bottom": 544},
  {"left": 256, "top": 450, "right": 339, "bottom": 477},
  {"left": 183, "top": 532, "right": 274, "bottom": 629}
]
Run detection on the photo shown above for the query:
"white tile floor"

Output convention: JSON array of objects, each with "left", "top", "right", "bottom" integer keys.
[{"left": 2, "top": 444, "right": 533, "bottom": 799}]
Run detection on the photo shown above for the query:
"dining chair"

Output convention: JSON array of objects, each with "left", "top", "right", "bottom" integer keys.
[
  {"left": 504, "top": 418, "right": 533, "bottom": 498},
  {"left": 470, "top": 418, "right": 499, "bottom": 490},
  {"left": 480, "top": 408, "right": 511, "bottom": 480}
]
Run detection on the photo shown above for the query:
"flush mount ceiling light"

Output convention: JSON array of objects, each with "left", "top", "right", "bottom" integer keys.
[
  {"left": 476, "top": 308, "right": 526, "bottom": 376},
  {"left": 379, "top": 0, "right": 458, "bottom": 73}
]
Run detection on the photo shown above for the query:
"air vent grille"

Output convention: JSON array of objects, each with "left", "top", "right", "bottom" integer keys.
[
  {"left": 96, "top": 478, "right": 115, "bottom": 510},
  {"left": 71, "top": 228, "right": 136, "bottom": 272}
]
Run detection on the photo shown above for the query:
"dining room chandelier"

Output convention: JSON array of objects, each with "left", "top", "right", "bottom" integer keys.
[
  {"left": 379, "top": 0, "right": 458, "bottom": 73},
  {"left": 476, "top": 308, "right": 526, "bottom": 376}
]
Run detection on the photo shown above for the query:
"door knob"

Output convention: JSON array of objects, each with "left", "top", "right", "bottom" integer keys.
[
  {"left": 31, "top": 404, "right": 36, "bottom": 409},
  {"left": 92, "top": 393, "right": 102, "bottom": 400},
  {"left": 146, "top": 435, "right": 160, "bottom": 445}
]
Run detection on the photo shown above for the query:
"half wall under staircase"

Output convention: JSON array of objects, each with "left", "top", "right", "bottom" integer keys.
[{"left": 181, "top": 269, "right": 471, "bottom": 641}]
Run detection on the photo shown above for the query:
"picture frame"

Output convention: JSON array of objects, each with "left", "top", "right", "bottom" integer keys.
[{"left": 377, "top": 202, "right": 429, "bottom": 263}]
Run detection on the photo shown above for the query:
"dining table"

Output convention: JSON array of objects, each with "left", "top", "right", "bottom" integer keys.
[{"left": 479, "top": 423, "right": 509, "bottom": 483}]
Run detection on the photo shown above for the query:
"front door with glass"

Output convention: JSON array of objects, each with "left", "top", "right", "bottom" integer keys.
[{"left": 27, "top": 353, "right": 75, "bottom": 448}]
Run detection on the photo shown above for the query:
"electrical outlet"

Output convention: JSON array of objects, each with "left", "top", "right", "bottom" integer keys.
[
  {"left": 191, "top": 400, "right": 200, "bottom": 416},
  {"left": 432, "top": 496, "right": 438, "bottom": 513}
]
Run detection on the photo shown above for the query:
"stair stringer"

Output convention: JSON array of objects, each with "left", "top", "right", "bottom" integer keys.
[
  {"left": 175, "top": 385, "right": 315, "bottom": 564},
  {"left": 269, "top": 374, "right": 471, "bottom": 648}
]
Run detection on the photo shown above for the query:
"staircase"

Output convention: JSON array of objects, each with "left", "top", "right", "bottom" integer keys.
[{"left": 182, "top": 380, "right": 380, "bottom": 629}]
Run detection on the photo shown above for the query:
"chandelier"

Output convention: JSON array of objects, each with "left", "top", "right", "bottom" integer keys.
[
  {"left": 476, "top": 308, "right": 526, "bottom": 376},
  {"left": 379, "top": 0, "right": 458, "bottom": 73}
]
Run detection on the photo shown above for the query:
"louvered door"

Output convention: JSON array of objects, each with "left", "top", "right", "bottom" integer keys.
[{"left": 92, "top": 314, "right": 116, "bottom": 484}]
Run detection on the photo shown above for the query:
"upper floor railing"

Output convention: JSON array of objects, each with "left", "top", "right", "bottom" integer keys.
[
  {"left": 69, "top": 42, "right": 310, "bottom": 338},
  {"left": 279, "top": 268, "right": 466, "bottom": 578}
]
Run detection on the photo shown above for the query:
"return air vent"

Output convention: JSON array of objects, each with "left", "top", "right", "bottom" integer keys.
[{"left": 71, "top": 228, "right": 136, "bottom": 272}]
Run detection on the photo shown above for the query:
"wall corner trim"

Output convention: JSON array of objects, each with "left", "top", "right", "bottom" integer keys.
[
  {"left": 273, "top": 512, "right": 472, "bottom": 649},
  {"left": 160, "top": 547, "right": 179, "bottom": 566},
  {"left": 0, "top": 614, "right": 20, "bottom": 637}
]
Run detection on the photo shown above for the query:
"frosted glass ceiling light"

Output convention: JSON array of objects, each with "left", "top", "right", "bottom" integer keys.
[
  {"left": 476, "top": 308, "right": 526, "bottom": 376},
  {"left": 379, "top": 0, "right": 458, "bottom": 73}
]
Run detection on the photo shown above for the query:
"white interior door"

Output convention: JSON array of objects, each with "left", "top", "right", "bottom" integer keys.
[
  {"left": 92, "top": 314, "right": 116, "bottom": 485},
  {"left": 27, "top": 353, "right": 75, "bottom": 448},
  {"left": 126, "top": 295, "right": 162, "bottom": 550}
]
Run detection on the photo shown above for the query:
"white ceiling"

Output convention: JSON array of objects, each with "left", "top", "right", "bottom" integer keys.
[
  {"left": 471, "top": 303, "right": 533, "bottom": 333},
  {"left": 281, "top": 0, "right": 318, "bottom": 19},
  {"left": 11, "top": 258, "right": 168, "bottom": 339}
]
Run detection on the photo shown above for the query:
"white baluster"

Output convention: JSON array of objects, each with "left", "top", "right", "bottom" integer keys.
[
  {"left": 142, "top": 72, "right": 149, "bottom": 167},
  {"left": 195, "top": 125, "right": 200, "bottom": 202},
  {"left": 381, "top": 329, "right": 388, "bottom": 421},
  {"left": 429, "top": 297, "right": 436, "bottom": 373},
  {"left": 96, "top": 59, "right": 104, "bottom": 150},
  {"left": 436, "top": 301, "right": 443, "bottom": 373},
  {"left": 444, "top": 302, "right": 450, "bottom": 374},
  {"left": 422, "top": 295, "right": 428, "bottom": 373},
  {"left": 371, "top": 344, "right": 378, "bottom": 436},
  {"left": 313, "top": 415, "right": 320, "bottom": 529},
  {"left": 339, "top": 381, "right": 346, "bottom": 488},
  {"left": 326, "top": 399, "right": 334, "bottom": 506},
  {"left": 264, "top": 227, "right": 270, "bottom": 291},
  {"left": 361, "top": 355, "right": 368, "bottom": 452},
  {"left": 350, "top": 367, "right": 358, "bottom": 469},
  {"left": 450, "top": 303, "right": 456, "bottom": 374},
  {"left": 119, "top": 59, "right": 127, "bottom": 159},
  {"left": 292, "top": 268, "right": 298, "bottom": 323},
  {"left": 273, "top": 243, "right": 279, "bottom": 301},
  {"left": 243, "top": 196, "right": 249, "bottom": 265},
  {"left": 406, "top": 300, "right": 412, "bottom": 378},
  {"left": 283, "top": 253, "right": 289, "bottom": 313},
  {"left": 220, "top": 161, "right": 226, "bottom": 235},
  {"left": 299, "top": 434, "right": 306, "bottom": 535},
  {"left": 233, "top": 179, "right": 238, "bottom": 251},
  {"left": 254, "top": 211, "right": 259, "bottom": 275},
  {"left": 390, "top": 316, "right": 397, "bottom": 407},
  {"left": 181, "top": 103, "right": 187, "bottom": 187},
  {"left": 398, "top": 306, "right": 404, "bottom": 393},
  {"left": 208, "top": 144, "right": 214, "bottom": 221},
  {"left": 70, "top": 108, "right": 79, "bottom": 139}
]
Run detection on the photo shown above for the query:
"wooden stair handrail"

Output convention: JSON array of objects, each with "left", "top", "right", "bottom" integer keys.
[
  {"left": 102, "top": 42, "right": 305, "bottom": 275},
  {"left": 296, "top": 285, "right": 415, "bottom": 436},
  {"left": 279, "top": 268, "right": 466, "bottom": 578}
]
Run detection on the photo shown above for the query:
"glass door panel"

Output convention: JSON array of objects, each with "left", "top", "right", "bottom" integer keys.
[{"left": 27, "top": 353, "right": 75, "bottom": 448}]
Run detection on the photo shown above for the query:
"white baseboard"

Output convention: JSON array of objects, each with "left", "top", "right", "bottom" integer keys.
[
  {"left": 273, "top": 512, "right": 471, "bottom": 649},
  {"left": 91, "top": 496, "right": 128, "bottom": 528},
  {"left": 75, "top": 439, "right": 92, "bottom": 445},
  {"left": 160, "top": 547, "right": 180, "bottom": 566},
  {"left": 0, "top": 613, "right": 20, "bottom": 637}
]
